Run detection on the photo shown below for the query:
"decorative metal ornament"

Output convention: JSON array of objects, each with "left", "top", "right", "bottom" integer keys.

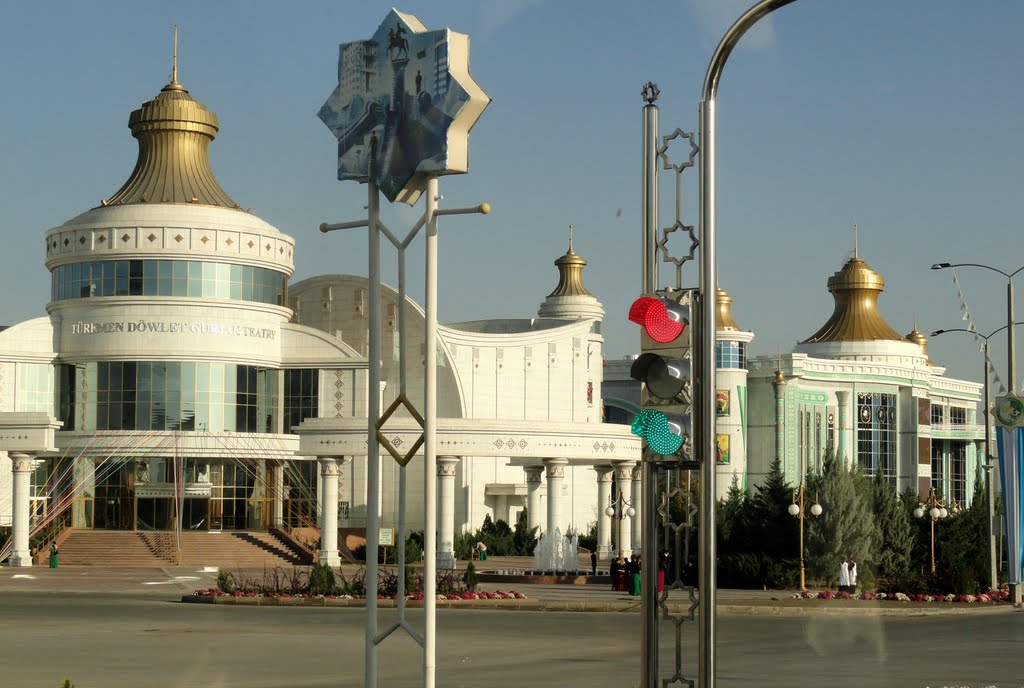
[
  {"left": 656, "top": 128, "right": 700, "bottom": 289},
  {"left": 319, "top": 9, "right": 491, "bottom": 204}
]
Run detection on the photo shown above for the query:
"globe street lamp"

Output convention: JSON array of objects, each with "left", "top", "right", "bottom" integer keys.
[
  {"left": 788, "top": 483, "right": 823, "bottom": 591},
  {"left": 931, "top": 262, "right": 1024, "bottom": 393},
  {"left": 606, "top": 492, "right": 636, "bottom": 559},
  {"left": 914, "top": 487, "right": 948, "bottom": 574},
  {"left": 931, "top": 324, "right": 1024, "bottom": 590}
]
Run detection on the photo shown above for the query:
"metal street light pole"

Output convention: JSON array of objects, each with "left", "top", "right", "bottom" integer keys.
[
  {"left": 698, "top": 4, "right": 798, "bottom": 684},
  {"left": 914, "top": 487, "right": 948, "bottom": 574},
  {"left": 933, "top": 262, "right": 1019, "bottom": 393},
  {"left": 788, "top": 483, "right": 822, "bottom": 590},
  {"left": 932, "top": 324, "right": 1024, "bottom": 590}
]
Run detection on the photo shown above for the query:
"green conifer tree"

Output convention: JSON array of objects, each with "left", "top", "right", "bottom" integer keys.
[
  {"left": 805, "top": 453, "right": 875, "bottom": 586},
  {"left": 748, "top": 459, "right": 797, "bottom": 563},
  {"left": 870, "top": 472, "right": 914, "bottom": 581}
]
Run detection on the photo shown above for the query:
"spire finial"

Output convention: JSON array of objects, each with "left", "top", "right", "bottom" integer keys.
[
  {"left": 172, "top": 25, "right": 179, "bottom": 84},
  {"left": 853, "top": 223, "right": 858, "bottom": 259},
  {"left": 568, "top": 224, "right": 574, "bottom": 253}
]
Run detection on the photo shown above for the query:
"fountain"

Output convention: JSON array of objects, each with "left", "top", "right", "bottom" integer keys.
[{"left": 532, "top": 528, "right": 580, "bottom": 573}]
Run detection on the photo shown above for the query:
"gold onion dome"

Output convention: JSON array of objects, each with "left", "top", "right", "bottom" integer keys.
[
  {"left": 102, "top": 71, "right": 240, "bottom": 209},
  {"left": 801, "top": 256, "right": 905, "bottom": 343},
  {"left": 546, "top": 243, "right": 593, "bottom": 298},
  {"left": 905, "top": 325, "right": 934, "bottom": 365},
  {"left": 716, "top": 287, "right": 740, "bottom": 331}
]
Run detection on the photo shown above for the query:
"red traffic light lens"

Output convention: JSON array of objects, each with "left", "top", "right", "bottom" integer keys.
[{"left": 628, "top": 297, "right": 685, "bottom": 343}]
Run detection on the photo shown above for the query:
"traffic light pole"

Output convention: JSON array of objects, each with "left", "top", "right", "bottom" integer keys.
[{"left": 640, "top": 92, "right": 660, "bottom": 688}]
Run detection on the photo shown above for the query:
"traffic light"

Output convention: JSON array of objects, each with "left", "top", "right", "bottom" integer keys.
[{"left": 628, "top": 291, "right": 694, "bottom": 462}]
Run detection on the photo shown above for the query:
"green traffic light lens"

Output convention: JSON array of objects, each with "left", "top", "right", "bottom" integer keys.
[{"left": 630, "top": 409, "right": 684, "bottom": 456}]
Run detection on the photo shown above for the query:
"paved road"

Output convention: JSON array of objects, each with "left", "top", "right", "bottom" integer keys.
[{"left": 3, "top": 589, "right": 1023, "bottom": 688}]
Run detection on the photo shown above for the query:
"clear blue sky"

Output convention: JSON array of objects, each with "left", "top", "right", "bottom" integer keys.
[{"left": 3, "top": 0, "right": 1024, "bottom": 388}]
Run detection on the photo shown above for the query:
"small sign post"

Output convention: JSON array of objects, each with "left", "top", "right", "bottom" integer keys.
[{"left": 379, "top": 527, "right": 395, "bottom": 564}]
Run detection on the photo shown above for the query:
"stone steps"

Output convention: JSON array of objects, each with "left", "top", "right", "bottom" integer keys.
[{"left": 55, "top": 530, "right": 306, "bottom": 569}]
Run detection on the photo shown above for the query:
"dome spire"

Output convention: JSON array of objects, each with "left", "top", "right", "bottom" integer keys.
[
  {"left": 546, "top": 226, "right": 592, "bottom": 298},
  {"left": 101, "top": 32, "right": 240, "bottom": 210},
  {"left": 171, "top": 25, "right": 179, "bottom": 86},
  {"left": 905, "top": 317, "right": 933, "bottom": 364}
]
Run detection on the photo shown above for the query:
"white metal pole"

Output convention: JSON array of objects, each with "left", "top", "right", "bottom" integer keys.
[
  {"left": 365, "top": 181, "right": 381, "bottom": 688},
  {"left": 424, "top": 176, "right": 439, "bottom": 688}
]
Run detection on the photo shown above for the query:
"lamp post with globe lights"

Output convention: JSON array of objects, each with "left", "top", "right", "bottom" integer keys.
[
  {"left": 914, "top": 487, "right": 948, "bottom": 575},
  {"left": 788, "top": 483, "right": 823, "bottom": 591},
  {"left": 607, "top": 492, "right": 636, "bottom": 559}
]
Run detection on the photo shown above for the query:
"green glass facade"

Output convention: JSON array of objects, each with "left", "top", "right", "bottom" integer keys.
[
  {"left": 51, "top": 259, "right": 287, "bottom": 306},
  {"left": 58, "top": 361, "right": 279, "bottom": 433}
]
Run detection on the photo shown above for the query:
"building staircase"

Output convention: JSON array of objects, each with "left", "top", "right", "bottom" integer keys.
[{"left": 56, "top": 530, "right": 306, "bottom": 568}]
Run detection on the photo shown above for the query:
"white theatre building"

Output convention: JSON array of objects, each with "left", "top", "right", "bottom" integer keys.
[{"left": 0, "top": 66, "right": 641, "bottom": 567}]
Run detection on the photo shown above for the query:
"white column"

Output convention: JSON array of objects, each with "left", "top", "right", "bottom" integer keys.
[
  {"left": 595, "top": 465, "right": 613, "bottom": 560},
  {"left": 614, "top": 461, "right": 635, "bottom": 559},
  {"left": 9, "top": 453, "right": 34, "bottom": 567},
  {"left": 318, "top": 457, "right": 341, "bottom": 567},
  {"left": 437, "top": 456, "right": 459, "bottom": 569},
  {"left": 524, "top": 466, "right": 544, "bottom": 534},
  {"left": 631, "top": 463, "right": 642, "bottom": 555},
  {"left": 271, "top": 462, "right": 285, "bottom": 529},
  {"left": 543, "top": 458, "right": 568, "bottom": 536}
]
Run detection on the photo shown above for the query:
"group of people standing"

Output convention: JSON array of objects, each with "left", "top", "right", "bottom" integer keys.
[
  {"left": 838, "top": 555, "right": 858, "bottom": 594},
  {"left": 609, "top": 553, "right": 642, "bottom": 593}
]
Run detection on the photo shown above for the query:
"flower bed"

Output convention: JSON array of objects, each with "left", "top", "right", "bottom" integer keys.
[
  {"left": 192, "top": 588, "right": 526, "bottom": 601},
  {"left": 793, "top": 589, "right": 1010, "bottom": 604}
]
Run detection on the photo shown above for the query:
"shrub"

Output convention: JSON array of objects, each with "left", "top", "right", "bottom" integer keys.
[
  {"left": 216, "top": 568, "right": 236, "bottom": 594},
  {"left": 308, "top": 562, "right": 337, "bottom": 596},
  {"left": 462, "top": 561, "right": 479, "bottom": 592}
]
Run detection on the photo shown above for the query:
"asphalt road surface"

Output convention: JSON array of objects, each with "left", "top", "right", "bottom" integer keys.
[{"left": 4, "top": 592, "right": 1022, "bottom": 688}]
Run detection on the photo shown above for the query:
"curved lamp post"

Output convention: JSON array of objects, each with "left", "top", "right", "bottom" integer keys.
[
  {"left": 914, "top": 487, "right": 948, "bottom": 574},
  {"left": 787, "top": 483, "right": 823, "bottom": 590},
  {"left": 931, "top": 262, "right": 1024, "bottom": 393}
]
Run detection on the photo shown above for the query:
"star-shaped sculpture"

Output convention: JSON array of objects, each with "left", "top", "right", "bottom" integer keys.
[{"left": 318, "top": 9, "right": 490, "bottom": 204}]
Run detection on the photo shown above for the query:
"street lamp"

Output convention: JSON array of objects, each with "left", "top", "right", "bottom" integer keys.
[
  {"left": 788, "top": 483, "right": 823, "bottom": 591},
  {"left": 606, "top": 492, "right": 636, "bottom": 559},
  {"left": 914, "top": 487, "right": 948, "bottom": 574},
  {"left": 931, "top": 262, "right": 1024, "bottom": 393},
  {"left": 931, "top": 324, "right": 1024, "bottom": 590}
]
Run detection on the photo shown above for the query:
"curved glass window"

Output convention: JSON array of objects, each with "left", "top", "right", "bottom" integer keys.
[
  {"left": 58, "top": 362, "right": 278, "bottom": 433},
  {"left": 51, "top": 260, "right": 287, "bottom": 306},
  {"left": 715, "top": 341, "right": 746, "bottom": 369}
]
